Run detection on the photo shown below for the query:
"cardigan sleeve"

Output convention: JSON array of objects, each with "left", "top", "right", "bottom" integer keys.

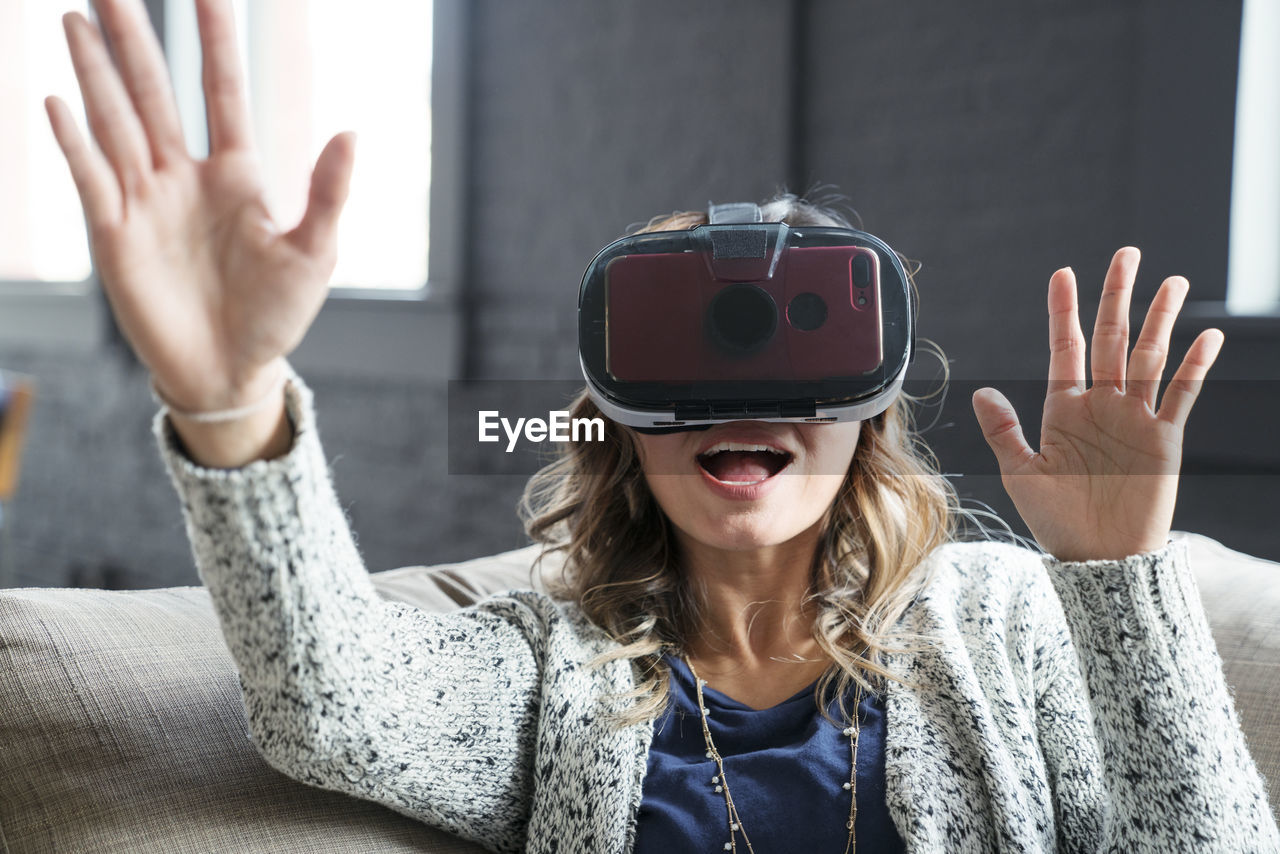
[
  {"left": 1036, "top": 540, "right": 1280, "bottom": 852},
  {"left": 154, "top": 365, "right": 542, "bottom": 854}
]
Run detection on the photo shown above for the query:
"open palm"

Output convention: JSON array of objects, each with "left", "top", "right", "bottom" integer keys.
[
  {"left": 46, "top": 0, "right": 354, "bottom": 412},
  {"left": 972, "top": 248, "right": 1223, "bottom": 562}
]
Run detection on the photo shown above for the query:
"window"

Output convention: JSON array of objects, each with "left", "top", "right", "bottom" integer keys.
[
  {"left": 0, "top": 1, "right": 93, "bottom": 284},
  {"left": 165, "top": 0, "right": 433, "bottom": 292},
  {"left": 0, "top": 1, "right": 102, "bottom": 350},
  {"left": 1227, "top": 0, "right": 1280, "bottom": 314},
  {"left": 0, "top": 0, "right": 466, "bottom": 378}
]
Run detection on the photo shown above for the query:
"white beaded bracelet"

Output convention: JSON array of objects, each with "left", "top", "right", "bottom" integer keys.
[{"left": 149, "top": 368, "right": 289, "bottom": 424}]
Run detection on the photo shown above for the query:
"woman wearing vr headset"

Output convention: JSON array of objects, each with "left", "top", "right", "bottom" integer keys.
[{"left": 46, "top": 0, "right": 1277, "bottom": 851}]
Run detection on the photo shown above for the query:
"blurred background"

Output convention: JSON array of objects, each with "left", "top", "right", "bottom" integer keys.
[{"left": 0, "top": 0, "right": 1276, "bottom": 589}]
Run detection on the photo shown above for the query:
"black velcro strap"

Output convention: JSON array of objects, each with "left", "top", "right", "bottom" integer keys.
[{"left": 710, "top": 229, "right": 767, "bottom": 259}]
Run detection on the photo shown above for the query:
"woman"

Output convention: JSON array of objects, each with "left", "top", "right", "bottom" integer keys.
[{"left": 45, "top": 1, "right": 1278, "bottom": 851}]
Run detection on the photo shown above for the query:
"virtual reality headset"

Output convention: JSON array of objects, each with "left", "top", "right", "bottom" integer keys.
[{"left": 578, "top": 202, "right": 916, "bottom": 431}]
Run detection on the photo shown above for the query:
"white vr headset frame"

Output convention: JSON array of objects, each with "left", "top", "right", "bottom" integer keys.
[{"left": 577, "top": 201, "right": 916, "bottom": 431}]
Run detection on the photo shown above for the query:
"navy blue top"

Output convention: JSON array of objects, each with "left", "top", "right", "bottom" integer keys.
[{"left": 633, "top": 654, "right": 905, "bottom": 853}]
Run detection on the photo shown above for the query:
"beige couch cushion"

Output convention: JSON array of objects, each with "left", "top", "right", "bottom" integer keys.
[
  {"left": 0, "top": 538, "right": 1275, "bottom": 853},
  {"left": 372, "top": 544, "right": 552, "bottom": 610},
  {"left": 0, "top": 547, "right": 551, "bottom": 854},
  {"left": 1170, "top": 531, "right": 1280, "bottom": 810}
]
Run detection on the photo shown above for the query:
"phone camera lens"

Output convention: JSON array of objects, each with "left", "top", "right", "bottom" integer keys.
[
  {"left": 786, "top": 292, "right": 827, "bottom": 331},
  {"left": 706, "top": 284, "right": 777, "bottom": 354},
  {"left": 852, "top": 254, "right": 873, "bottom": 288}
]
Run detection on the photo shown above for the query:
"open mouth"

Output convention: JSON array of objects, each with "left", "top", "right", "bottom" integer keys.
[{"left": 695, "top": 442, "right": 794, "bottom": 485}]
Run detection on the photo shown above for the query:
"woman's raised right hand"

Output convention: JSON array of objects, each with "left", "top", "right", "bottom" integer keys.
[{"left": 46, "top": 0, "right": 355, "bottom": 416}]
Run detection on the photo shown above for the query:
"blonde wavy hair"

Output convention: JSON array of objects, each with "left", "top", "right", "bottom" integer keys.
[{"left": 519, "top": 192, "right": 963, "bottom": 728}]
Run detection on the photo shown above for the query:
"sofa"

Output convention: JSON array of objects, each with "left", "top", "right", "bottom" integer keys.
[{"left": 1, "top": 532, "right": 1277, "bottom": 853}]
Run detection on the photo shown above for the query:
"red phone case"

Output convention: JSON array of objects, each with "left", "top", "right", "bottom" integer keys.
[{"left": 606, "top": 246, "right": 882, "bottom": 383}]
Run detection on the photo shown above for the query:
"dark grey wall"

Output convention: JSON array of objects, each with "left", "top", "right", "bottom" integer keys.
[
  {"left": 465, "top": 1, "right": 796, "bottom": 380},
  {"left": 2, "top": 0, "right": 1274, "bottom": 590},
  {"left": 797, "top": 0, "right": 1275, "bottom": 557}
]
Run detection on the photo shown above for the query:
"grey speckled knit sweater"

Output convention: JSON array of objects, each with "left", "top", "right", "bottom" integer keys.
[{"left": 156, "top": 370, "right": 1280, "bottom": 854}]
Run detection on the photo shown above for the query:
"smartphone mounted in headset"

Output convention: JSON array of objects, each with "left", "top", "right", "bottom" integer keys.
[{"left": 578, "top": 202, "right": 916, "bottom": 430}]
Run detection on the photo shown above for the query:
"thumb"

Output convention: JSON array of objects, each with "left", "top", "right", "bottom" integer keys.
[
  {"left": 972, "top": 387, "right": 1035, "bottom": 475},
  {"left": 287, "top": 131, "right": 357, "bottom": 257}
]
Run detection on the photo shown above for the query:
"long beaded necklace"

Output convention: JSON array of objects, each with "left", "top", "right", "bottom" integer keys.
[{"left": 684, "top": 656, "right": 864, "bottom": 854}]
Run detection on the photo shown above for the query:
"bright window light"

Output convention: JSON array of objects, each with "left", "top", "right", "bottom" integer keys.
[
  {"left": 1227, "top": 0, "right": 1280, "bottom": 313},
  {"left": 168, "top": 0, "right": 433, "bottom": 291},
  {"left": 0, "top": 1, "right": 94, "bottom": 283}
]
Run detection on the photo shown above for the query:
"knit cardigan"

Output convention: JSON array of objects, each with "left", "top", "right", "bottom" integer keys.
[{"left": 155, "top": 371, "right": 1280, "bottom": 854}]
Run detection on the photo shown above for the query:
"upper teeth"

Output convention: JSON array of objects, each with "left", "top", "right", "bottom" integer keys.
[{"left": 701, "top": 442, "right": 788, "bottom": 456}]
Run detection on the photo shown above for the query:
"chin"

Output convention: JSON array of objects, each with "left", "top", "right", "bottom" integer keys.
[{"left": 671, "top": 488, "right": 829, "bottom": 554}]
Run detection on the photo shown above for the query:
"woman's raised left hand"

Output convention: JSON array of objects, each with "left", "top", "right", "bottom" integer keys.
[{"left": 970, "top": 247, "right": 1223, "bottom": 562}]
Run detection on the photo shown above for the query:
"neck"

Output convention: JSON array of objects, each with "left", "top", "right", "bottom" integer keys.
[{"left": 679, "top": 522, "right": 825, "bottom": 673}]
